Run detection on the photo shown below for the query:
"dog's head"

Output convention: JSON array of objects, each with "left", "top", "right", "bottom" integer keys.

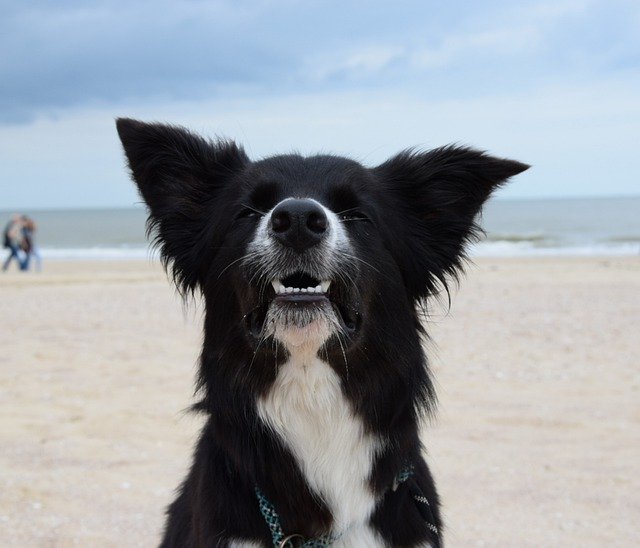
[{"left": 116, "top": 118, "right": 528, "bottom": 358}]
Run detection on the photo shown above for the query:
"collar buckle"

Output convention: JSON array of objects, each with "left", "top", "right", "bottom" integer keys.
[{"left": 278, "top": 533, "right": 305, "bottom": 548}]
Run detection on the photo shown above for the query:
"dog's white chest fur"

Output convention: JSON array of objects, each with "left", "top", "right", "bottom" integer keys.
[{"left": 257, "top": 353, "right": 383, "bottom": 532}]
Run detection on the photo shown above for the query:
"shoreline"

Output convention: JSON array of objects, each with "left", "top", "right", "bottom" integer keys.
[{"left": 17, "top": 242, "right": 640, "bottom": 262}]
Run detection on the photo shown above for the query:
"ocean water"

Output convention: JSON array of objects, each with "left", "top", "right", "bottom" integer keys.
[
  {"left": 2, "top": 196, "right": 639, "bottom": 260},
  {"left": 479, "top": 196, "right": 640, "bottom": 256}
]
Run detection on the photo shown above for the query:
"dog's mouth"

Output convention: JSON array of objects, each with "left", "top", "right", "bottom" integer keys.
[
  {"left": 245, "top": 270, "right": 360, "bottom": 341},
  {"left": 272, "top": 272, "right": 331, "bottom": 299}
]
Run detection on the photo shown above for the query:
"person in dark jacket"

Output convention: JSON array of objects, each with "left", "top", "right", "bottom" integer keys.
[{"left": 2, "top": 214, "right": 26, "bottom": 272}]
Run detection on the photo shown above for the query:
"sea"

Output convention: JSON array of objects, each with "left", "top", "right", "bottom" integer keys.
[{"left": 2, "top": 196, "right": 639, "bottom": 260}]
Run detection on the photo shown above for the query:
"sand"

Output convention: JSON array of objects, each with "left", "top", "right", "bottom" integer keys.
[{"left": 1, "top": 257, "right": 638, "bottom": 547}]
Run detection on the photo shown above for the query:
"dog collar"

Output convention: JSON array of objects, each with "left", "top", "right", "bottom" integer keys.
[
  {"left": 255, "top": 486, "right": 341, "bottom": 547},
  {"left": 254, "top": 464, "right": 440, "bottom": 547}
]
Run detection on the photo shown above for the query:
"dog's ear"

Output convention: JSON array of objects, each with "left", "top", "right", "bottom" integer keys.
[
  {"left": 374, "top": 145, "right": 529, "bottom": 299},
  {"left": 116, "top": 118, "right": 248, "bottom": 292}
]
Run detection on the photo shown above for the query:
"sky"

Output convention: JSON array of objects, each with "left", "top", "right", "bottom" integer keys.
[{"left": 1, "top": 0, "right": 639, "bottom": 209}]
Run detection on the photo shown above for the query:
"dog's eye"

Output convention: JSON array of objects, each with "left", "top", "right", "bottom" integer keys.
[
  {"left": 338, "top": 210, "right": 370, "bottom": 223},
  {"left": 236, "top": 207, "right": 264, "bottom": 220}
]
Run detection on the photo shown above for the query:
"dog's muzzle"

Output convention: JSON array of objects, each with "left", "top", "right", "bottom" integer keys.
[{"left": 243, "top": 198, "right": 361, "bottom": 344}]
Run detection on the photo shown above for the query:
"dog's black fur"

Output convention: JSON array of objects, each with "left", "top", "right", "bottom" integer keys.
[{"left": 116, "top": 118, "right": 528, "bottom": 547}]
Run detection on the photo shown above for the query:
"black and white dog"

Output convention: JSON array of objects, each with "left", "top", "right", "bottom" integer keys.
[{"left": 116, "top": 119, "right": 528, "bottom": 547}]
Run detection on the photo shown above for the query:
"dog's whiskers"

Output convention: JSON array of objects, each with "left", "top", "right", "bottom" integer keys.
[
  {"left": 337, "top": 250, "right": 381, "bottom": 275},
  {"left": 218, "top": 253, "right": 256, "bottom": 280},
  {"left": 240, "top": 203, "right": 267, "bottom": 216}
]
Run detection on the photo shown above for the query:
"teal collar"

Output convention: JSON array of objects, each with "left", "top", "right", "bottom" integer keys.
[
  {"left": 255, "top": 486, "right": 341, "bottom": 547},
  {"left": 254, "top": 465, "right": 419, "bottom": 548}
]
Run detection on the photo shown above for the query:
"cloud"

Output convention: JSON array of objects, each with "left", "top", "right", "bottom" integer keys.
[
  {"left": 1, "top": 75, "right": 639, "bottom": 209},
  {"left": 305, "top": 46, "right": 406, "bottom": 82},
  {"left": 0, "top": 1, "right": 297, "bottom": 122},
  {"left": 410, "top": 26, "right": 541, "bottom": 69},
  {"left": 1, "top": 0, "right": 639, "bottom": 206},
  {"left": 3, "top": 0, "right": 638, "bottom": 124}
]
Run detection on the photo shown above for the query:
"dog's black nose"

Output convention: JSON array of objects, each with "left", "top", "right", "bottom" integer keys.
[{"left": 270, "top": 199, "right": 328, "bottom": 251}]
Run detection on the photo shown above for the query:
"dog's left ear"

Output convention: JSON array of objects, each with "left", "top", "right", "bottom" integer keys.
[
  {"left": 374, "top": 145, "right": 529, "bottom": 299},
  {"left": 116, "top": 118, "right": 249, "bottom": 292}
]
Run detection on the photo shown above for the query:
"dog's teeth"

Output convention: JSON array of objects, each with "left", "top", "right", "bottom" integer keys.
[
  {"left": 272, "top": 280, "right": 287, "bottom": 294},
  {"left": 277, "top": 283, "right": 328, "bottom": 295}
]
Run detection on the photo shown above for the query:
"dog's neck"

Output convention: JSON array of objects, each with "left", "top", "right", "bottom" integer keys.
[{"left": 256, "top": 338, "right": 383, "bottom": 532}]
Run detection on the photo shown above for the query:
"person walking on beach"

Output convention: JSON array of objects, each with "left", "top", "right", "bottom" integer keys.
[
  {"left": 2, "top": 214, "right": 26, "bottom": 271},
  {"left": 21, "top": 216, "right": 42, "bottom": 272}
]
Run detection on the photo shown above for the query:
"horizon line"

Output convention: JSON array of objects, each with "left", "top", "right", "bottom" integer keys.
[{"left": 2, "top": 193, "right": 640, "bottom": 214}]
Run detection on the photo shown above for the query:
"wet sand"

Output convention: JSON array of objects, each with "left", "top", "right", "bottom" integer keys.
[{"left": 1, "top": 257, "right": 638, "bottom": 546}]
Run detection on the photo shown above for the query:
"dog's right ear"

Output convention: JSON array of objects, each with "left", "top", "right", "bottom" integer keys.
[{"left": 116, "top": 118, "right": 248, "bottom": 292}]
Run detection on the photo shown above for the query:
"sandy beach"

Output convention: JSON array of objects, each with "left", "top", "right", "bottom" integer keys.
[{"left": 1, "top": 257, "right": 638, "bottom": 547}]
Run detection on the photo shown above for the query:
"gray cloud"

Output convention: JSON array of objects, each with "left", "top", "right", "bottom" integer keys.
[
  {"left": 1, "top": 0, "right": 638, "bottom": 124},
  {"left": 1, "top": 1, "right": 300, "bottom": 121}
]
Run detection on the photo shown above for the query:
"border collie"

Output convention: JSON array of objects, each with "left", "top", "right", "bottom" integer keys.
[{"left": 116, "top": 118, "right": 528, "bottom": 547}]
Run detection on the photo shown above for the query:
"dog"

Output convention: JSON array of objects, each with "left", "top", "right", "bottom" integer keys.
[{"left": 116, "top": 118, "right": 528, "bottom": 547}]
